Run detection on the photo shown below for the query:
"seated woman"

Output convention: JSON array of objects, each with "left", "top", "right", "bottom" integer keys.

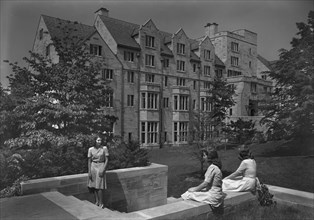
[
  {"left": 181, "top": 149, "right": 225, "bottom": 208},
  {"left": 222, "top": 144, "right": 256, "bottom": 192}
]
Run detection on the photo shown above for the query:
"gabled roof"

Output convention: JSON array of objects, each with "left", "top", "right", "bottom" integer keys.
[
  {"left": 42, "top": 15, "right": 96, "bottom": 45},
  {"left": 257, "top": 54, "right": 273, "bottom": 71},
  {"left": 190, "top": 51, "right": 200, "bottom": 62},
  {"left": 215, "top": 55, "right": 225, "bottom": 67},
  {"left": 98, "top": 15, "right": 141, "bottom": 50}
]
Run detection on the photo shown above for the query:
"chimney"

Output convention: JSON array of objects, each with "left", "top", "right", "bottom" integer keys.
[
  {"left": 95, "top": 7, "right": 109, "bottom": 18},
  {"left": 205, "top": 22, "right": 218, "bottom": 37}
]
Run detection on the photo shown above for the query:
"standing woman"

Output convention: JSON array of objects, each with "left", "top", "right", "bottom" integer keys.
[
  {"left": 222, "top": 144, "right": 256, "bottom": 192},
  {"left": 87, "top": 135, "right": 109, "bottom": 208},
  {"left": 181, "top": 149, "right": 225, "bottom": 209}
]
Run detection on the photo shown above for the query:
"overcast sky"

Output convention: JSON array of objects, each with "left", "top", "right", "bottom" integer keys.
[{"left": 1, "top": 0, "right": 312, "bottom": 88}]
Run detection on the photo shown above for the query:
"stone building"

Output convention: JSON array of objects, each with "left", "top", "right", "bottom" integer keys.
[{"left": 32, "top": 8, "right": 273, "bottom": 147}]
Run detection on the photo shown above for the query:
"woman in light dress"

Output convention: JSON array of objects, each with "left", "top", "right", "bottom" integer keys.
[
  {"left": 222, "top": 144, "right": 256, "bottom": 192},
  {"left": 181, "top": 149, "right": 225, "bottom": 208},
  {"left": 87, "top": 135, "right": 109, "bottom": 208}
]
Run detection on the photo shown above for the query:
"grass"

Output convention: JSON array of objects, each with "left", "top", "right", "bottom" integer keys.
[
  {"left": 223, "top": 201, "right": 314, "bottom": 220},
  {"left": 148, "top": 137, "right": 314, "bottom": 198}
]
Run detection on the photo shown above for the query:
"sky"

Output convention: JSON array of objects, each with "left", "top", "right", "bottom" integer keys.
[{"left": 0, "top": 0, "right": 313, "bottom": 88}]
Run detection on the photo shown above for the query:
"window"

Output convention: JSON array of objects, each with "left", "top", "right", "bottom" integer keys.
[
  {"left": 215, "top": 69, "right": 223, "bottom": 78},
  {"left": 204, "top": 65, "right": 211, "bottom": 76},
  {"left": 177, "top": 43, "right": 185, "bottom": 55},
  {"left": 173, "top": 95, "right": 189, "bottom": 111},
  {"left": 249, "top": 61, "right": 252, "bottom": 68},
  {"left": 229, "top": 108, "right": 233, "bottom": 116},
  {"left": 231, "top": 56, "right": 239, "bottom": 66},
  {"left": 102, "top": 69, "right": 113, "bottom": 80},
  {"left": 193, "top": 99, "right": 196, "bottom": 110},
  {"left": 163, "top": 97, "right": 169, "bottom": 108},
  {"left": 145, "top": 35, "right": 155, "bottom": 48},
  {"left": 193, "top": 63, "right": 197, "bottom": 73},
  {"left": 141, "top": 92, "right": 158, "bottom": 109},
  {"left": 127, "top": 71, "right": 134, "bottom": 83},
  {"left": 227, "top": 70, "right": 242, "bottom": 77},
  {"left": 90, "top": 44, "right": 102, "bottom": 56},
  {"left": 141, "top": 93, "right": 146, "bottom": 108},
  {"left": 39, "top": 29, "right": 43, "bottom": 40},
  {"left": 128, "top": 133, "right": 132, "bottom": 142},
  {"left": 204, "top": 82, "right": 211, "bottom": 89},
  {"left": 228, "top": 84, "right": 236, "bottom": 91},
  {"left": 104, "top": 91, "right": 113, "bottom": 107},
  {"left": 193, "top": 81, "right": 197, "bottom": 90},
  {"left": 124, "top": 51, "right": 134, "bottom": 62},
  {"left": 145, "top": 54, "right": 155, "bottom": 67},
  {"left": 177, "top": 60, "right": 185, "bottom": 72},
  {"left": 145, "top": 73, "right": 155, "bottom": 83},
  {"left": 163, "top": 58, "right": 169, "bottom": 68},
  {"left": 174, "top": 122, "right": 188, "bottom": 142},
  {"left": 200, "top": 97, "right": 212, "bottom": 112},
  {"left": 263, "top": 86, "right": 267, "bottom": 94},
  {"left": 204, "top": 50, "right": 211, "bottom": 60},
  {"left": 262, "top": 75, "right": 267, "bottom": 80},
  {"left": 127, "top": 95, "right": 134, "bottom": 106},
  {"left": 249, "top": 48, "right": 252, "bottom": 55},
  {"left": 231, "top": 42, "right": 239, "bottom": 52},
  {"left": 141, "top": 122, "right": 158, "bottom": 144},
  {"left": 164, "top": 76, "right": 168, "bottom": 87},
  {"left": 176, "top": 77, "right": 186, "bottom": 86},
  {"left": 46, "top": 44, "right": 52, "bottom": 57},
  {"left": 251, "top": 83, "right": 257, "bottom": 93}
]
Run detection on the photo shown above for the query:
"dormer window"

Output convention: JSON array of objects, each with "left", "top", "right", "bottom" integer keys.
[
  {"left": 90, "top": 44, "right": 102, "bottom": 56},
  {"left": 204, "top": 50, "right": 211, "bottom": 60},
  {"left": 102, "top": 69, "right": 113, "bottom": 80},
  {"left": 204, "top": 65, "right": 211, "bottom": 76},
  {"left": 177, "top": 43, "right": 185, "bottom": 55},
  {"left": 145, "top": 35, "right": 155, "bottom": 48}
]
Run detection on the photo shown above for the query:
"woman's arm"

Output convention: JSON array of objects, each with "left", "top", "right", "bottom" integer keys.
[
  {"left": 88, "top": 157, "right": 92, "bottom": 180},
  {"left": 188, "top": 181, "right": 208, "bottom": 192},
  {"left": 224, "top": 161, "right": 246, "bottom": 180}
]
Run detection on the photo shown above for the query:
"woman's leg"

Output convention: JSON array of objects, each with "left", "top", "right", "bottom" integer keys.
[
  {"left": 98, "top": 189, "right": 104, "bottom": 207},
  {"left": 94, "top": 190, "right": 99, "bottom": 205}
]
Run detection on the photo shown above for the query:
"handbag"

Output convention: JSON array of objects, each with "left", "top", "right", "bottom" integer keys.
[{"left": 256, "top": 177, "right": 276, "bottom": 206}]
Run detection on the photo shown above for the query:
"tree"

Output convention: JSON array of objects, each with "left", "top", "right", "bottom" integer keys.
[
  {"left": 223, "top": 118, "right": 257, "bottom": 144},
  {"left": 190, "top": 76, "right": 235, "bottom": 174},
  {"left": 1, "top": 26, "right": 116, "bottom": 190},
  {"left": 261, "top": 11, "right": 314, "bottom": 140}
]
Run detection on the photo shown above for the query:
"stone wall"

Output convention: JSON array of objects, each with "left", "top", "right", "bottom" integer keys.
[{"left": 20, "top": 163, "right": 168, "bottom": 212}]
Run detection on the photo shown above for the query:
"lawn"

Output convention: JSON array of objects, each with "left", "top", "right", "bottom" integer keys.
[{"left": 148, "top": 137, "right": 314, "bottom": 198}]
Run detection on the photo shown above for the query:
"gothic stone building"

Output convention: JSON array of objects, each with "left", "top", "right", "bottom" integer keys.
[{"left": 32, "top": 8, "right": 273, "bottom": 147}]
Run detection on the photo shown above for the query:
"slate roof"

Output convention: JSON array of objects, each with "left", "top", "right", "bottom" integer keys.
[
  {"left": 98, "top": 15, "right": 141, "bottom": 50},
  {"left": 215, "top": 55, "right": 225, "bottom": 67},
  {"left": 42, "top": 15, "right": 96, "bottom": 45},
  {"left": 257, "top": 54, "right": 273, "bottom": 71}
]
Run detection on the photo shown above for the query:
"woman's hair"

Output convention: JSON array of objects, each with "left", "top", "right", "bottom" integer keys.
[
  {"left": 238, "top": 144, "right": 254, "bottom": 160},
  {"left": 207, "top": 149, "right": 222, "bottom": 169}
]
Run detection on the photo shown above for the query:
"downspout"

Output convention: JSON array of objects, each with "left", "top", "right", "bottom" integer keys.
[
  {"left": 137, "top": 52, "right": 141, "bottom": 145},
  {"left": 159, "top": 58, "right": 164, "bottom": 148}
]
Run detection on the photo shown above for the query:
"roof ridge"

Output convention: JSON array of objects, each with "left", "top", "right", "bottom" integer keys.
[
  {"left": 99, "top": 15, "right": 140, "bottom": 28},
  {"left": 41, "top": 14, "right": 93, "bottom": 28}
]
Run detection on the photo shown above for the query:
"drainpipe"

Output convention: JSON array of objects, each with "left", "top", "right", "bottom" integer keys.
[
  {"left": 137, "top": 52, "right": 141, "bottom": 146},
  {"left": 159, "top": 58, "right": 164, "bottom": 148}
]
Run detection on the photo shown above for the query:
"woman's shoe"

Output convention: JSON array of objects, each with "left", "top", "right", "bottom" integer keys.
[{"left": 98, "top": 204, "right": 104, "bottom": 209}]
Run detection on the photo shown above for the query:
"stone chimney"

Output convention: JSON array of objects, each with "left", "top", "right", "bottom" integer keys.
[
  {"left": 95, "top": 7, "right": 109, "bottom": 18},
  {"left": 205, "top": 22, "right": 218, "bottom": 37}
]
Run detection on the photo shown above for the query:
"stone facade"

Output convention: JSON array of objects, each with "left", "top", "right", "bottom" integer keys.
[{"left": 32, "top": 8, "right": 274, "bottom": 147}]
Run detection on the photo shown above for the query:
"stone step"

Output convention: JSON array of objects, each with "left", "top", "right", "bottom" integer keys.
[
  {"left": 41, "top": 191, "right": 112, "bottom": 220},
  {"left": 167, "top": 197, "right": 182, "bottom": 204}
]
